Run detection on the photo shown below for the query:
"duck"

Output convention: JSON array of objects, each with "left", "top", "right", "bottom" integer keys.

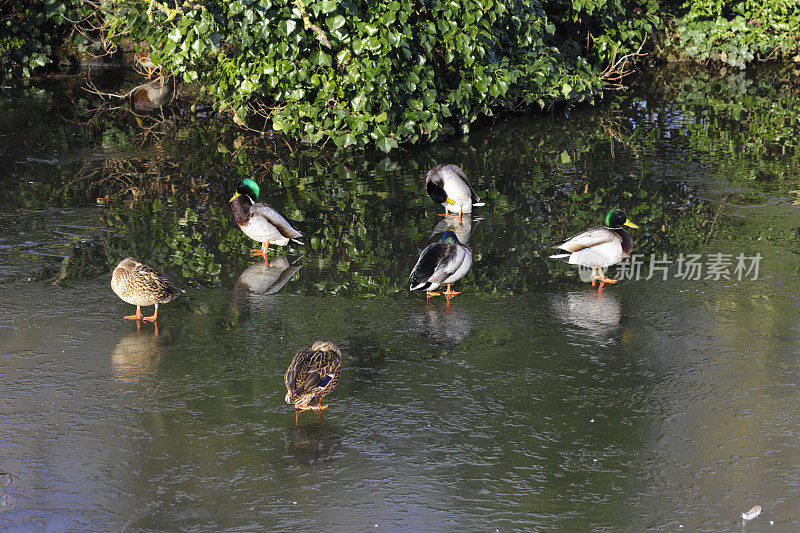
[
  {"left": 549, "top": 209, "right": 639, "bottom": 290},
  {"left": 425, "top": 164, "right": 485, "bottom": 219},
  {"left": 284, "top": 340, "right": 342, "bottom": 415},
  {"left": 133, "top": 42, "right": 161, "bottom": 80},
  {"left": 230, "top": 178, "right": 303, "bottom": 265},
  {"left": 409, "top": 230, "right": 473, "bottom": 302},
  {"left": 111, "top": 257, "right": 183, "bottom": 321}
]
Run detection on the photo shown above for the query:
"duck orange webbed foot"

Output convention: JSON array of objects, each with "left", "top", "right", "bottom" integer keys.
[
  {"left": 443, "top": 284, "right": 460, "bottom": 297},
  {"left": 124, "top": 305, "right": 143, "bottom": 320}
]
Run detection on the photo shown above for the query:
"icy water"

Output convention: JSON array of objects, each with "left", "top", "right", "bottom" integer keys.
[{"left": 2, "top": 65, "right": 800, "bottom": 530}]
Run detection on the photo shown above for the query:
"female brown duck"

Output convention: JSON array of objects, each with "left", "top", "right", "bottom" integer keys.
[
  {"left": 111, "top": 257, "right": 182, "bottom": 321},
  {"left": 284, "top": 340, "right": 342, "bottom": 414}
]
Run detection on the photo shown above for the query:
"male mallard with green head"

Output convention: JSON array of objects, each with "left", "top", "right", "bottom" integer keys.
[
  {"left": 230, "top": 178, "right": 303, "bottom": 265},
  {"left": 550, "top": 209, "right": 639, "bottom": 290},
  {"left": 409, "top": 230, "right": 473, "bottom": 303},
  {"left": 284, "top": 340, "right": 342, "bottom": 414},
  {"left": 425, "top": 164, "right": 485, "bottom": 220},
  {"left": 111, "top": 258, "right": 183, "bottom": 321}
]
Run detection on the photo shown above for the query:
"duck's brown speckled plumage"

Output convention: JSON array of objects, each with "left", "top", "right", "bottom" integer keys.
[
  {"left": 284, "top": 340, "right": 342, "bottom": 408},
  {"left": 111, "top": 258, "right": 182, "bottom": 320}
]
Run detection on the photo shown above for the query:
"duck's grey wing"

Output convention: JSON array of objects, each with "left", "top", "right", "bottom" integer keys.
[
  {"left": 410, "top": 242, "right": 450, "bottom": 287},
  {"left": 554, "top": 226, "right": 617, "bottom": 252},
  {"left": 250, "top": 203, "right": 303, "bottom": 239}
]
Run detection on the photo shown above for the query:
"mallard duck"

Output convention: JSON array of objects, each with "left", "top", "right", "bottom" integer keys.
[
  {"left": 230, "top": 178, "right": 303, "bottom": 265},
  {"left": 549, "top": 209, "right": 639, "bottom": 290},
  {"left": 284, "top": 340, "right": 342, "bottom": 414},
  {"left": 425, "top": 164, "right": 485, "bottom": 219},
  {"left": 111, "top": 257, "right": 183, "bottom": 321},
  {"left": 409, "top": 230, "right": 472, "bottom": 302}
]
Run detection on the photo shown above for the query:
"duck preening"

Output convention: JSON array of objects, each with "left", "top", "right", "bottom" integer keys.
[
  {"left": 284, "top": 340, "right": 342, "bottom": 416},
  {"left": 425, "top": 164, "right": 485, "bottom": 220},
  {"left": 409, "top": 230, "right": 473, "bottom": 303},
  {"left": 230, "top": 178, "right": 303, "bottom": 265}
]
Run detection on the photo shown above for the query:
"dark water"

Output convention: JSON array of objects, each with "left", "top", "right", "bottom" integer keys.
[{"left": 2, "top": 65, "right": 800, "bottom": 530}]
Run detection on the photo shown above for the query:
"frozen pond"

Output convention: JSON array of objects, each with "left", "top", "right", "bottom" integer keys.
[{"left": 1, "top": 65, "right": 799, "bottom": 530}]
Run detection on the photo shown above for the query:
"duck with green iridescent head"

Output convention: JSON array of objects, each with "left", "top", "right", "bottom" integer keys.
[
  {"left": 230, "top": 179, "right": 303, "bottom": 265},
  {"left": 409, "top": 230, "right": 473, "bottom": 303},
  {"left": 425, "top": 164, "right": 485, "bottom": 221},
  {"left": 549, "top": 209, "right": 639, "bottom": 290}
]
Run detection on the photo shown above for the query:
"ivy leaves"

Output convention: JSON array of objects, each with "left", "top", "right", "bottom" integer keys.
[{"left": 4, "top": 0, "right": 662, "bottom": 151}]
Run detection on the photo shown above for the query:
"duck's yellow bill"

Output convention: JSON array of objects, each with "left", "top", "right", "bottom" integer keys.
[
  {"left": 229, "top": 192, "right": 241, "bottom": 202},
  {"left": 445, "top": 198, "right": 456, "bottom": 205},
  {"left": 624, "top": 220, "right": 639, "bottom": 229}
]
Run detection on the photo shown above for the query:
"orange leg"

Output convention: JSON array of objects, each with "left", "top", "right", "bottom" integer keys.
[
  {"left": 426, "top": 290, "right": 441, "bottom": 300},
  {"left": 312, "top": 397, "right": 329, "bottom": 412},
  {"left": 250, "top": 242, "right": 270, "bottom": 265},
  {"left": 143, "top": 303, "right": 159, "bottom": 322},
  {"left": 124, "top": 306, "right": 144, "bottom": 320},
  {"left": 597, "top": 276, "right": 617, "bottom": 293},
  {"left": 443, "top": 283, "right": 460, "bottom": 297}
]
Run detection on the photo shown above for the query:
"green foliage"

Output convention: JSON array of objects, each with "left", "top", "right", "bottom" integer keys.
[
  {"left": 101, "top": 0, "right": 659, "bottom": 150},
  {"left": 647, "top": 64, "right": 800, "bottom": 198},
  {"left": 667, "top": 0, "right": 800, "bottom": 68},
  {"left": 0, "top": 0, "right": 96, "bottom": 77},
  {"left": 105, "top": 200, "right": 223, "bottom": 284}
]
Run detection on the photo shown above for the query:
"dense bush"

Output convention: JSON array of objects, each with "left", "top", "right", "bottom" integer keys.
[
  {"left": 667, "top": 0, "right": 800, "bottom": 68},
  {"left": 100, "top": 0, "right": 660, "bottom": 150},
  {"left": 0, "top": 0, "right": 97, "bottom": 76}
]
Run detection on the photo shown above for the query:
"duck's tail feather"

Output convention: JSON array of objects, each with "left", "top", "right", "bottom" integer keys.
[
  {"left": 409, "top": 281, "right": 431, "bottom": 291},
  {"left": 472, "top": 202, "right": 486, "bottom": 207},
  {"left": 549, "top": 253, "right": 572, "bottom": 262}
]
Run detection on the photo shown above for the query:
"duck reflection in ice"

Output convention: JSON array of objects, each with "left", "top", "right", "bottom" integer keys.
[
  {"left": 131, "top": 76, "right": 173, "bottom": 113},
  {"left": 409, "top": 230, "right": 472, "bottom": 305},
  {"left": 409, "top": 304, "right": 474, "bottom": 350},
  {"left": 111, "top": 327, "right": 171, "bottom": 382},
  {"left": 235, "top": 256, "right": 301, "bottom": 295},
  {"left": 285, "top": 424, "right": 341, "bottom": 464},
  {"left": 0, "top": 472, "right": 17, "bottom": 509},
  {"left": 549, "top": 290, "right": 623, "bottom": 341},
  {"left": 430, "top": 213, "right": 475, "bottom": 245}
]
